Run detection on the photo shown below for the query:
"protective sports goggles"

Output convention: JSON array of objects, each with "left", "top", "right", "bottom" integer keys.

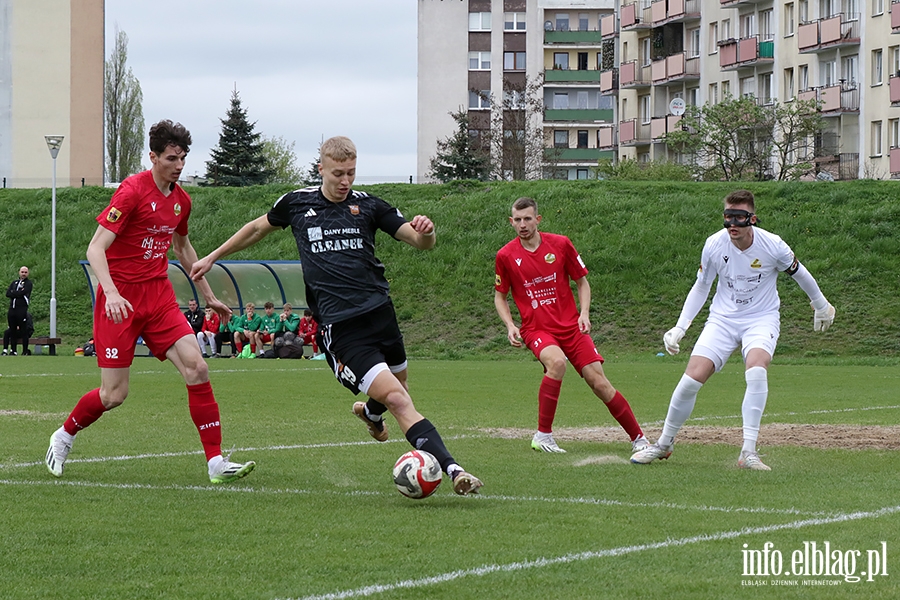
[{"left": 723, "top": 208, "right": 755, "bottom": 228}]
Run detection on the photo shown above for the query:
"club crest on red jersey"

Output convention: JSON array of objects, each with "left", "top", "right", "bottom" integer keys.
[
  {"left": 174, "top": 203, "right": 182, "bottom": 216},
  {"left": 106, "top": 207, "right": 122, "bottom": 223},
  {"left": 495, "top": 274, "right": 502, "bottom": 286},
  {"left": 544, "top": 253, "right": 556, "bottom": 264}
]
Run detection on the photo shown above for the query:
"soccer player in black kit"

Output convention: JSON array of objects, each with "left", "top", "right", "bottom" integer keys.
[{"left": 191, "top": 136, "right": 482, "bottom": 495}]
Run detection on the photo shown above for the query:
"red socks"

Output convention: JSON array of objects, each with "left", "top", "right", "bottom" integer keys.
[
  {"left": 605, "top": 390, "right": 643, "bottom": 441},
  {"left": 187, "top": 381, "right": 222, "bottom": 461},
  {"left": 538, "top": 376, "right": 562, "bottom": 433},
  {"left": 64, "top": 388, "right": 107, "bottom": 435}
]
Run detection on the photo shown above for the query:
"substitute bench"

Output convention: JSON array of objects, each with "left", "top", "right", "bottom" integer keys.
[{"left": 28, "top": 336, "right": 62, "bottom": 356}]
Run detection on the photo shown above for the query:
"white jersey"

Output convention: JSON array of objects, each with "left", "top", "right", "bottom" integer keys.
[{"left": 697, "top": 227, "right": 795, "bottom": 319}]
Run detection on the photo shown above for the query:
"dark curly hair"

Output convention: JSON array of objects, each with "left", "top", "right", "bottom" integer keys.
[{"left": 148, "top": 120, "right": 192, "bottom": 155}]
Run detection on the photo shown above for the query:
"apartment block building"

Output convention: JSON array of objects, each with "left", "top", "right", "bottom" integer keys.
[
  {"left": 0, "top": 0, "right": 104, "bottom": 188},
  {"left": 418, "top": 0, "right": 900, "bottom": 181}
]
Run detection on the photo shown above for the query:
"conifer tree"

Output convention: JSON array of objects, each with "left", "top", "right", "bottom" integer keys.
[{"left": 205, "top": 89, "right": 271, "bottom": 186}]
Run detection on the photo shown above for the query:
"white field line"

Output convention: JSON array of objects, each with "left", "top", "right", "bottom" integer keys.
[
  {"left": 285, "top": 504, "right": 900, "bottom": 600},
  {"left": 0, "top": 476, "right": 836, "bottom": 518}
]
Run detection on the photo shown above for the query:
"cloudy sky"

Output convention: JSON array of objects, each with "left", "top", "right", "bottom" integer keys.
[{"left": 105, "top": 0, "right": 417, "bottom": 183}]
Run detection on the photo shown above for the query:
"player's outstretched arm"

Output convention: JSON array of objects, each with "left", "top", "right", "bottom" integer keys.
[
  {"left": 191, "top": 215, "right": 278, "bottom": 281},
  {"left": 663, "top": 278, "right": 713, "bottom": 355},
  {"left": 574, "top": 276, "right": 592, "bottom": 334},
  {"left": 494, "top": 290, "right": 523, "bottom": 347},
  {"left": 786, "top": 259, "right": 834, "bottom": 332},
  {"left": 395, "top": 215, "right": 436, "bottom": 250}
]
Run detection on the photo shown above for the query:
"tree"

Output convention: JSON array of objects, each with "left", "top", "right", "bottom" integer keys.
[
  {"left": 482, "top": 75, "right": 562, "bottom": 180},
  {"left": 205, "top": 89, "right": 271, "bottom": 186},
  {"left": 427, "top": 108, "right": 490, "bottom": 182},
  {"left": 260, "top": 135, "right": 303, "bottom": 184},
  {"left": 104, "top": 27, "right": 144, "bottom": 183},
  {"left": 665, "top": 95, "right": 823, "bottom": 181}
]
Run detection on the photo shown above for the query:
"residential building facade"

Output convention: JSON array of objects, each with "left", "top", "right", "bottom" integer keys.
[
  {"left": 0, "top": 0, "right": 104, "bottom": 188},
  {"left": 418, "top": 0, "right": 900, "bottom": 180}
]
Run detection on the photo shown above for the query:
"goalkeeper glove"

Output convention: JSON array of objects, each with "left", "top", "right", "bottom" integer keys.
[
  {"left": 663, "top": 326, "right": 686, "bottom": 355},
  {"left": 812, "top": 301, "right": 835, "bottom": 332}
]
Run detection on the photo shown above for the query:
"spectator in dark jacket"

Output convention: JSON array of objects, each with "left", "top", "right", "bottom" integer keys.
[{"left": 4, "top": 266, "right": 32, "bottom": 356}]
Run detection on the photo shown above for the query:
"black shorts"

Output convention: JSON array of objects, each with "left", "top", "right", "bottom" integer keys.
[{"left": 316, "top": 301, "right": 407, "bottom": 395}]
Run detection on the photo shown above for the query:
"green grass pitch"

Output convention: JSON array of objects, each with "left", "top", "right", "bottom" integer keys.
[{"left": 1, "top": 355, "right": 898, "bottom": 599}]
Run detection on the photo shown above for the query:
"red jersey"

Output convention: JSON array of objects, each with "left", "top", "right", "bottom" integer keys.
[
  {"left": 201, "top": 312, "right": 221, "bottom": 334},
  {"left": 299, "top": 316, "right": 318, "bottom": 336},
  {"left": 96, "top": 170, "right": 191, "bottom": 284},
  {"left": 495, "top": 232, "right": 589, "bottom": 335}
]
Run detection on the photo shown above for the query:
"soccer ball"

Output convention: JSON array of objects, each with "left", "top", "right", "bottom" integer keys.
[{"left": 392, "top": 450, "right": 442, "bottom": 499}]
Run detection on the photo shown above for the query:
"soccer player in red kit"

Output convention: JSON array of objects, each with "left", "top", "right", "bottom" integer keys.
[
  {"left": 494, "top": 197, "right": 648, "bottom": 454},
  {"left": 44, "top": 120, "right": 255, "bottom": 483}
]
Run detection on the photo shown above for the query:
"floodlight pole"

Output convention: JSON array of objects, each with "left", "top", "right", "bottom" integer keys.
[{"left": 45, "top": 135, "right": 65, "bottom": 339}]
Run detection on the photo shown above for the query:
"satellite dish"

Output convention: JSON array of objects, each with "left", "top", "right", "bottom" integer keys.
[
  {"left": 669, "top": 98, "right": 686, "bottom": 116},
  {"left": 544, "top": 21, "right": 553, "bottom": 31}
]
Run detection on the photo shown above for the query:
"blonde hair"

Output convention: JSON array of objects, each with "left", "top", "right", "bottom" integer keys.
[{"left": 320, "top": 136, "right": 357, "bottom": 162}]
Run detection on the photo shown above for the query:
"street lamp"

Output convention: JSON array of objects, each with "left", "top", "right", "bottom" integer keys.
[{"left": 44, "top": 135, "right": 64, "bottom": 339}]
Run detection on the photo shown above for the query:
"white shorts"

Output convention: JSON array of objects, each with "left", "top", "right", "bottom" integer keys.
[{"left": 691, "top": 314, "right": 780, "bottom": 372}]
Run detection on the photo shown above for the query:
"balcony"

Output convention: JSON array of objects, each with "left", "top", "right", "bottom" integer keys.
[
  {"left": 798, "top": 14, "right": 860, "bottom": 53},
  {"left": 619, "top": 61, "right": 651, "bottom": 89},
  {"left": 544, "top": 29, "right": 604, "bottom": 45},
  {"left": 544, "top": 109, "right": 615, "bottom": 123},
  {"left": 719, "top": 36, "right": 774, "bottom": 70},
  {"left": 891, "top": 147, "right": 900, "bottom": 176},
  {"left": 651, "top": 0, "right": 701, "bottom": 26},
  {"left": 600, "top": 13, "right": 617, "bottom": 39},
  {"left": 553, "top": 148, "right": 616, "bottom": 161},
  {"left": 651, "top": 53, "right": 700, "bottom": 85},
  {"left": 600, "top": 69, "right": 619, "bottom": 95},
  {"left": 797, "top": 85, "right": 859, "bottom": 115},
  {"left": 650, "top": 115, "right": 683, "bottom": 140},
  {"left": 893, "top": 1, "right": 900, "bottom": 34},
  {"left": 544, "top": 69, "right": 602, "bottom": 83},
  {"left": 598, "top": 127, "right": 616, "bottom": 150},
  {"left": 618, "top": 119, "right": 652, "bottom": 146},
  {"left": 720, "top": 0, "right": 771, "bottom": 6},
  {"left": 621, "top": 1, "right": 652, "bottom": 31},
  {"left": 892, "top": 75, "right": 900, "bottom": 105}
]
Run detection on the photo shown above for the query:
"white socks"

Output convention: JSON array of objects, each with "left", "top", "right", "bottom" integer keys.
[
  {"left": 658, "top": 374, "right": 703, "bottom": 447},
  {"left": 741, "top": 367, "right": 768, "bottom": 453}
]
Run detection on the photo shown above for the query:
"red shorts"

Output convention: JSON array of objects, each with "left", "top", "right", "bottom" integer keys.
[
  {"left": 522, "top": 328, "right": 604, "bottom": 376},
  {"left": 259, "top": 333, "right": 273, "bottom": 343},
  {"left": 94, "top": 279, "right": 194, "bottom": 368}
]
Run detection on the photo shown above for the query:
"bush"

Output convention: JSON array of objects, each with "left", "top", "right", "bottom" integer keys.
[{"left": 596, "top": 158, "right": 694, "bottom": 181}]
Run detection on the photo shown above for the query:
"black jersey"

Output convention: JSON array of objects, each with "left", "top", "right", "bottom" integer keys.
[{"left": 267, "top": 186, "right": 407, "bottom": 325}]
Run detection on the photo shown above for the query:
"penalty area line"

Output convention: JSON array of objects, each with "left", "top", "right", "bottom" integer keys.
[{"left": 285, "top": 504, "right": 900, "bottom": 600}]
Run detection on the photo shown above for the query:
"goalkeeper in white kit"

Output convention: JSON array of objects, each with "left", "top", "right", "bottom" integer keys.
[{"left": 631, "top": 190, "right": 835, "bottom": 471}]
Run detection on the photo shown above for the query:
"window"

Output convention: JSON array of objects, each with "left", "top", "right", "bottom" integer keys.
[
  {"left": 468, "top": 51, "right": 490, "bottom": 70},
  {"left": 504, "top": 51, "right": 526, "bottom": 71},
  {"left": 622, "top": 41, "right": 628, "bottom": 63},
  {"left": 785, "top": 3, "right": 795, "bottom": 36},
  {"left": 890, "top": 118, "right": 899, "bottom": 149},
  {"left": 709, "top": 23, "right": 719, "bottom": 54},
  {"left": 722, "top": 19, "right": 732, "bottom": 40},
  {"left": 576, "top": 91, "right": 589, "bottom": 109},
  {"left": 579, "top": 13, "right": 589, "bottom": 31},
  {"left": 739, "top": 13, "right": 755, "bottom": 39},
  {"left": 759, "top": 73, "right": 773, "bottom": 104},
  {"left": 621, "top": 98, "right": 628, "bottom": 120},
  {"left": 469, "top": 12, "right": 491, "bottom": 31},
  {"left": 820, "top": 0, "right": 836, "bottom": 19},
  {"left": 891, "top": 46, "right": 900, "bottom": 77},
  {"left": 874, "top": 0, "right": 885, "bottom": 16},
  {"left": 639, "top": 95, "right": 651, "bottom": 124},
  {"left": 576, "top": 169, "right": 589, "bottom": 180},
  {"left": 784, "top": 68, "right": 795, "bottom": 100},
  {"left": 577, "top": 52, "right": 588, "bottom": 70},
  {"left": 468, "top": 90, "right": 490, "bottom": 109},
  {"left": 760, "top": 10, "right": 774, "bottom": 40},
  {"left": 873, "top": 49, "right": 884, "bottom": 85},
  {"left": 641, "top": 37, "right": 651, "bottom": 67},
  {"left": 688, "top": 87, "right": 700, "bottom": 107},
  {"left": 504, "top": 12, "right": 526, "bottom": 31},
  {"left": 799, "top": 64, "right": 809, "bottom": 90},
  {"left": 821, "top": 60, "right": 836, "bottom": 86},
  {"left": 740, "top": 76, "right": 756, "bottom": 98},
  {"left": 871, "top": 121, "right": 883, "bottom": 157},
  {"left": 709, "top": 83, "right": 719, "bottom": 104},
  {"left": 799, "top": 0, "right": 808, "bottom": 22},
  {"left": 596, "top": 52, "right": 603, "bottom": 70},
  {"left": 638, "top": 152, "right": 650, "bottom": 163},
  {"left": 504, "top": 90, "right": 525, "bottom": 109},
  {"left": 553, "top": 92, "right": 569, "bottom": 109},
  {"left": 556, "top": 13, "right": 569, "bottom": 31},
  {"left": 722, "top": 80, "right": 731, "bottom": 98},
  {"left": 841, "top": 55, "right": 858, "bottom": 86},
  {"left": 553, "top": 52, "right": 569, "bottom": 70},
  {"left": 577, "top": 130, "right": 588, "bottom": 148},
  {"left": 554, "top": 130, "right": 569, "bottom": 148},
  {"left": 688, "top": 29, "right": 701, "bottom": 58}
]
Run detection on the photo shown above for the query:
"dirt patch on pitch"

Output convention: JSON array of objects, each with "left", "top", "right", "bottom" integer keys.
[{"left": 482, "top": 424, "right": 900, "bottom": 451}]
